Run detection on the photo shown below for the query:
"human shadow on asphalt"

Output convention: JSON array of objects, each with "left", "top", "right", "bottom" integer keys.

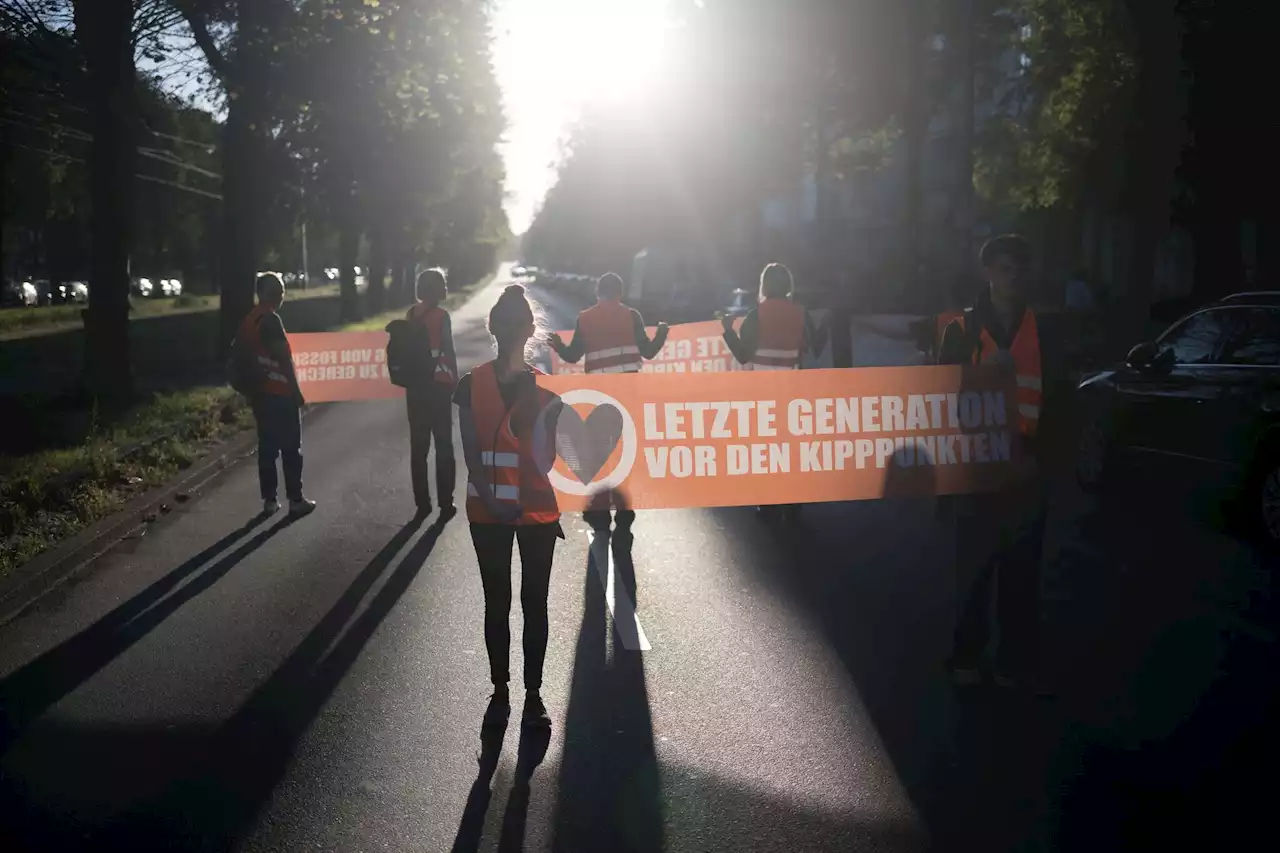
[
  {"left": 0, "top": 513, "right": 294, "bottom": 756},
  {"left": 71, "top": 512, "right": 454, "bottom": 851},
  {"left": 549, "top": 529, "right": 664, "bottom": 853},
  {"left": 703, "top": 451, "right": 1051, "bottom": 849},
  {"left": 452, "top": 721, "right": 509, "bottom": 852},
  {"left": 450, "top": 715, "right": 553, "bottom": 853}
]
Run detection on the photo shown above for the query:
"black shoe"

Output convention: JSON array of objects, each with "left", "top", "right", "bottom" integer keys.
[
  {"left": 439, "top": 502, "right": 457, "bottom": 520},
  {"left": 482, "top": 688, "right": 510, "bottom": 731},
  {"left": 522, "top": 691, "right": 551, "bottom": 731}
]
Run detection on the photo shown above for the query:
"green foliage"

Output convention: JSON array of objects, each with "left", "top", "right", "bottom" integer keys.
[{"left": 973, "top": 0, "right": 1138, "bottom": 211}]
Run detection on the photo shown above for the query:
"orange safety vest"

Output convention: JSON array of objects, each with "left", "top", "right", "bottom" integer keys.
[
  {"left": 960, "top": 308, "right": 1042, "bottom": 436},
  {"left": 465, "top": 361, "right": 561, "bottom": 525},
  {"left": 578, "top": 299, "right": 642, "bottom": 374},
  {"left": 406, "top": 303, "right": 457, "bottom": 386},
  {"left": 752, "top": 298, "right": 806, "bottom": 370},
  {"left": 238, "top": 304, "right": 291, "bottom": 396}
]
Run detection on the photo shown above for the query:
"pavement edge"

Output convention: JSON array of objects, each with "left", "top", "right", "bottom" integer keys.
[{"left": 0, "top": 406, "right": 318, "bottom": 628}]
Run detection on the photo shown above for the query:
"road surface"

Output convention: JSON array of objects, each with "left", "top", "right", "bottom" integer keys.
[{"left": 2, "top": 266, "right": 1276, "bottom": 852}]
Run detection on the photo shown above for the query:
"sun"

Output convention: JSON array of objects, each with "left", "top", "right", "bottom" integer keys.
[{"left": 495, "top": 0, "right": 671, "bottom": 231}]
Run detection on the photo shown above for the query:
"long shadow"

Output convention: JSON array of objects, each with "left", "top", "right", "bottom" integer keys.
[
  {"left": 451, "top": 723, "right": 510, "bottom": 853},
  {"left": 550, "top": 530, "right": 664, "bottom": 853},
  {"left": 0, "top": 514, "right": 291, "bottom": 754},
  {"left": 497, "top": 723, "right": 552, "bottom": 852},
  {"left": 90, "top": 512, "right": 454, "bottom": 850}
]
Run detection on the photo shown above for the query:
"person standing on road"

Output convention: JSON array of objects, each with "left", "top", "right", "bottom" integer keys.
[
  {"left": 548, "top": 272, "right": 669, "bottom": 532},
  {"left": 238, "top": 272, "right": 316, "bottom": 518},
  {"left": 455, "top": 284, "right": 564, "bottom": 732},
  {"left": 404, "top": 268, "right": 457, "bottom": 516},
  {"left": 721, "top": 262, "right": 828, "bottom": 524},
  {"left": 938, "top": 234, "right": 1047, "bottom": 691}
]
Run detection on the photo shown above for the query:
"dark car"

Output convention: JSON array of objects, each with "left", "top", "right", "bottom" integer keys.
[{"left": 1075, "top": 294, "right": 1280, "bottom": 544}]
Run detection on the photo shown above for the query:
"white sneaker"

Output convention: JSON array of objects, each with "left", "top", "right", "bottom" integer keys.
[
  {"left": 263, "top": 499, "right": 280, "bottom": 516},
  {"left": 288, "top": 498, "right": 317, "bottom": 517}
]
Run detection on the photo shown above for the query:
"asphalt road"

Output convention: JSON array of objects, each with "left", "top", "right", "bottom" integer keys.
[{"left": 2, "top": 268, "right": 1277, "bottom": 852}]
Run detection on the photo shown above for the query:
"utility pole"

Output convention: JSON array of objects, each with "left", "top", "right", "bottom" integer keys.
[{"left": 299, "top": 177, "right": 310, "bottom": 290}]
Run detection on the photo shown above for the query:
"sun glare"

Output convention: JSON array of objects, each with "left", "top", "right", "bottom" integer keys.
[{"left": 496, "top": 0, "right": 671, "bottom": 232}]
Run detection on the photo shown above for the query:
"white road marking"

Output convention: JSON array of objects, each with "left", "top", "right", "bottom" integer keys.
[{"left": 586, "top": 532, "right": 651, "bottom": 651}]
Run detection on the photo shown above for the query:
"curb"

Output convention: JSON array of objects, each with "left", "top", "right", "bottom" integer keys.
[{"left": 0, "top": 423, "right": 263, "bottom": 628}]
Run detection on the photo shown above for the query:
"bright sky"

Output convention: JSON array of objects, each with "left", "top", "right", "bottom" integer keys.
[{"left": 493, "top": 0, "right": 671, "bottom": 235}]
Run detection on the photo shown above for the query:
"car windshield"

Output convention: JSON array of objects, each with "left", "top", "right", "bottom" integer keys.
[{"left": 1156, "top": 308, "right": 1234, "bottom": 365}]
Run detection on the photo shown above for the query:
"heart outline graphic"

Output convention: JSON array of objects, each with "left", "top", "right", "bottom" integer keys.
[{"left": 556, "top": 404, "right": 625, "bottom": 485}]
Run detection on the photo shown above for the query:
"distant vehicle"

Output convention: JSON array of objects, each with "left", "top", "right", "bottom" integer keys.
[
  {"left": 1076, "top": 292, "right": 1280, "bottom": 545},
  {"left": 67, "top": 281, "right": 89, "bottom": 303},
  {"left": 2, "top": 279, "right": 39, "bottom": 308},
  {"left": 511, "top": 264, "right": 532, "bottom": 278},
  {"left": 723, "top": 288, "right": 754, "bottom": 320},
  {"left": 131, "top": 277, "right": 155, "bottom": 298}
]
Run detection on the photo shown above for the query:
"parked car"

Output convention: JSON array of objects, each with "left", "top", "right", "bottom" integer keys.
[{"left": 1075, "top": 293, "right": 1280, "bottom": 545}]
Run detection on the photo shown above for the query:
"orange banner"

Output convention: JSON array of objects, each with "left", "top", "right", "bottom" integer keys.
[
  {"left": 288, "top": 331, "right": 403, "bottom": 403},
  {"left": 533, "top": 366, "right": 1021, "bottom": 509},
  {"left": 547, "top": 319, "right": 746, "bottom": 375}
]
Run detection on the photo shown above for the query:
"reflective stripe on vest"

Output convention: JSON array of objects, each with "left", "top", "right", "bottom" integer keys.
[
  {"left": 962, "top": 309, "right": 1042, "bottom": 436},
  {"left": 407, "top": 303, "right": 457, "bottom": 384},
  {"left": 579, "top": 300, "right": 642, "bottom": 374},
  {"left": 464, "top": 361, "right": 561, "bottom": 525},
  {"left": 238, "top": 304, "right": 291, "bottom": 396},
  {"left": 751, "top": 298, "right": 806, "bottom": 370}
]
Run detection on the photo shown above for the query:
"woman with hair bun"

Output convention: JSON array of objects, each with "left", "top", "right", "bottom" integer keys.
[{"left": 453, "top": 284, "right": 564, "bottom": 731}]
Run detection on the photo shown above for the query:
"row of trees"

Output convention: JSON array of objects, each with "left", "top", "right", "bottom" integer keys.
[
  {"left": 1, "top": 0, "right": 509, "bottom": 403},
  {"left": 525, "top": 0, "right": 1265, "bottom": 321}
]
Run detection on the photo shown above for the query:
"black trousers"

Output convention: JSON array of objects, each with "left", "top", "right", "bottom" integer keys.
[
  {"left": 254, "top": 394, "right": 303, "bottom": 503},
  {"left": 951, "top": 481, "right": 1047, "bottom": 675},
  {"left": 470, "top": 522, "right": 562, "bottom": 690},
  {"left": 406, "top": 383, "right": 455, "bottom": 507}
]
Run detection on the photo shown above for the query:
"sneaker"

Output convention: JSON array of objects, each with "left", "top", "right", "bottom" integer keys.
[
  {"left": 263, "top": 499, "right": 280, "bottom": 516},
  {"left": 522, "top": 691, "right": 552, "bottom": 731},
  {"left": 288, "top": 498, "right": 317, "bottom": 517},
  {"left": 482, "top": 688, "right": 510, "bottom": 731}
]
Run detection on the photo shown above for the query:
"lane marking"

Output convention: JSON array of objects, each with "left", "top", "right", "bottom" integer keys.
[{"left": 586, "top": 532, "right": 651, "bottom": 651}]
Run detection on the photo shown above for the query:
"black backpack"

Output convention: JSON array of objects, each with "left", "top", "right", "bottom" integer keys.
[
  {"left": 227, "top": 318, "right": 264, "bottom": 396},
  {"left": 385, "top": 319, "right": 437, "bottom": 389}
]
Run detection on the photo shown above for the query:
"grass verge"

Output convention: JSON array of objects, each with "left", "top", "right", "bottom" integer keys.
[{"left": 0, "top": 387, "right": 255, "bottom": 577}]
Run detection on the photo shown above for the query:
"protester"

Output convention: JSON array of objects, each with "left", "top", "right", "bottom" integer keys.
[
  {"left": 938, "top": 234, "right": 1048, "bottom": 691},
  {"left": 549, "top": 272, "right": 668, "bottom": 531},
  {"left": 237, "top": 273, "right": 316, "bottom": 518},
  {"left": 721, "top": 262, "right": 827, "bottom": 524},
  {"left": 454, "top": 284, "right": 564, "bottom": 731},
  {"left": 404, "top": 268, "right": 458, "bottom": 516}
]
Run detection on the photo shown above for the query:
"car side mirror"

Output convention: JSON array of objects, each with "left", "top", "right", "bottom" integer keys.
[{"left": 1125, "top": 341, "right": 1158, "bottom": 369}]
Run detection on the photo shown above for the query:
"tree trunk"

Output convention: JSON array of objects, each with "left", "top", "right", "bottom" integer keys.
[
  {"left": 366, "top": 223, "right": 387, "bottom": 315},
  {"left": 216, "top": 98, "right": 261, "bottom": 358},
  {"left": 73, "top": 0, "right": 135, "bottom": 404},
  {"left": 901, "top": 0, "right": 927, "bottom": 303},
  {"left": 1120, "top": 0, "right": 1182, "bottom": 332},
  {"left": 339, "top": 216, "right": 361, "bottom": 322}
]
